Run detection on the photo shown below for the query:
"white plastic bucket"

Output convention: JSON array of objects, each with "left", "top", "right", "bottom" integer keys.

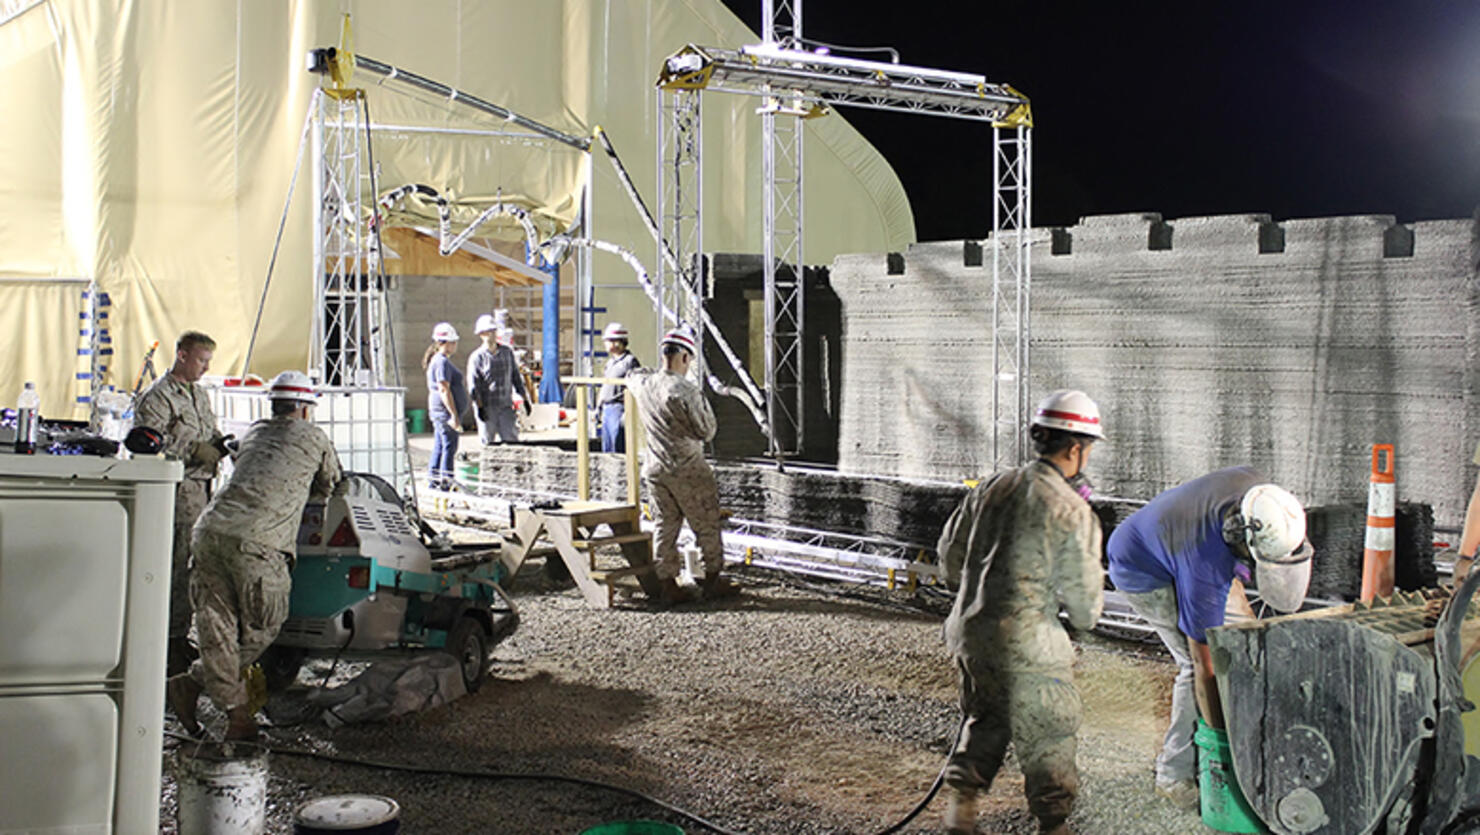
[{"left": 176, "top": 741, "right": 268, "bottom": 835}]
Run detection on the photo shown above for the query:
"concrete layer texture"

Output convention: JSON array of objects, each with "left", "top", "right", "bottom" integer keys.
[
  {"left": 831, "top": 212, "right": 1480, "bottom": 527},
  {"left": 474, "top": 445, "right": 1434, "bottom": 600}
]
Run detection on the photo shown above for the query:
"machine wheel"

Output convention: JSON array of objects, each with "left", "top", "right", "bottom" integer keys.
[
  {"left": 445, "top": 615, "right": 490, "bottom": 693},
  {"left": 260, "top": 646, "right": 306, "bottom": 692}
]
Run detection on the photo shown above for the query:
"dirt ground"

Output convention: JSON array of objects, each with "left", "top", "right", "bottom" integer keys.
[{"left": 159, "top": 545, "right": 1221, "bottom": 834}]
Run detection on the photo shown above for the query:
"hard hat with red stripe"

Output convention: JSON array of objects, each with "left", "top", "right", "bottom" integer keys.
[
  {"left": 1031, "top": 390, "right": 1105, "bottom": 439},
  {"left": 602, "top": 322, "right": 629, "bottom": 341},
  {"left": 432, "top": 322, "right": 459, "bottom": 342},
  {"left": 267, "top": 370, "right": 318, "bottom": 405},
  {"left": 661, "top": 324, "right": 697, "bottom": 355}
]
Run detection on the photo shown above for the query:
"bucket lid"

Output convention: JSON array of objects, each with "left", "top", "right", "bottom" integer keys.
[{"left": 295, "top": 795, "right": 401, "bottom": 827}]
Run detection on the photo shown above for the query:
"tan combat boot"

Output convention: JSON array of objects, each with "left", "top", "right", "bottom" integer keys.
[
  {"left": 700, "top": 573, "right": 741, "bottom": 599},
  {"left": 1038, "top": 817, "right": 1070, "bottom": 835},
  {"left": 944, "top": 786, "right": 978, "bottom": 834},
  {"left": 224, "top": 705, "right": 258, "bottom": 741},
  {"left": 166, "top": 673, "right": 202, "bottom": 737},
  {"left": 658, "top": 578, "right": 693, "bottom": 605}
]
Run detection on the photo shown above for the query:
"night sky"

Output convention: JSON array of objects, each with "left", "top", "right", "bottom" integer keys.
[{"left": 719, "top": 1, "right": 1480, "bottom": 241}]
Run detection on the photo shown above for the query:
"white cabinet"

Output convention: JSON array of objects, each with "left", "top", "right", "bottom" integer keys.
[{"left": 0, "top": 454, "right": 180, "bottom": 834}]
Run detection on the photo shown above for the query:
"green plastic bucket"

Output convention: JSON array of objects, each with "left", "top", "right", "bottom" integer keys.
[
  {"left": 1195, "top": 719, "right": 1266, "bottom": 833},
  {"left": 579, "top": 822, "right": 683, "bottom": 835},
  {"left": 406, "top": 409, "right": 428, "bottom": 434},
  {"left": 455, "top": 461, "right": 479, "bottom": 486}
]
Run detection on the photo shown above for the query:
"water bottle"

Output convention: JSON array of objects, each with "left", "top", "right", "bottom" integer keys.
[{"left": 14, "top": 381, "right": 39, "bottom": 455}]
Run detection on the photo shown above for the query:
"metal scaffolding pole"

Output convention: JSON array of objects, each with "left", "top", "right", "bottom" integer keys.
[
  {"left": 655, "top": 88, "right": 705, "bottom": 378},
  {"left": 991, "top": 124, "right": 1032, "bottom": 468},
  {"left": 761, "top": 0, "right": 806, "bottom": 457}
]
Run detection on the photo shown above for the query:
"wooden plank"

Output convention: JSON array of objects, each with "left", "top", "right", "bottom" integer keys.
[{"left": 572, "top": 533, "right": 651, "bottom": 549}]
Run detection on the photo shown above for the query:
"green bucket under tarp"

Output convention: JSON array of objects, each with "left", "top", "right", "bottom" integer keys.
[
  {"left": 406, "top": 409, "right": 429, "bottom": 434},
  {"left": 1196, "top": 719, "right": 1266, "bottom": 833},
  {"left": 580, "top": 821, "right": 683, "bottom": 835}
]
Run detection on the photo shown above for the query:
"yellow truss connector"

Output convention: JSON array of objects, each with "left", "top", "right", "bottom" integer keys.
[
  {"left": 658, "top": 46, "right": 715, "bottom": 91},
  {"left": 323, "top": 14, "right": 360, "bottom": 101},
  {"left": 992, "top": 84, "right": 1033, "bottom": 129}
]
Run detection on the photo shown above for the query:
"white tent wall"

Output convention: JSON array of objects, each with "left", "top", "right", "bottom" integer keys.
[{"left": 0, "top": 0, "right": 914, "bottom": 419}]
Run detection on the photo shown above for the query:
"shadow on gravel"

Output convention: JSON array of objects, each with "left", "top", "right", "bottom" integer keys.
[{"left": 712, "top": 588, "right": 941, "bottom": 624}]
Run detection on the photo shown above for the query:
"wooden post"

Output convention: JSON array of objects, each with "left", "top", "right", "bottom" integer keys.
[
  {"left": 624, "top": 386, "right": 640, "bottom": 506},
  {"left": 575, "top": 384, "right": 590, "bottom": 501}
]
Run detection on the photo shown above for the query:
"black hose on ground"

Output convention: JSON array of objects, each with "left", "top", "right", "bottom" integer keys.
[
  {"left": 165, "top": 730, "right": 743, "bottom": 835},
  {"left": 870, "top": 713, "right": 965, "bottom": 835}
]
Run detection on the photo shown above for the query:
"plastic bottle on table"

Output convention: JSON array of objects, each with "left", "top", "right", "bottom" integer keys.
[{"left": 14, "top": 381, "right": 39, "bottom": 455}]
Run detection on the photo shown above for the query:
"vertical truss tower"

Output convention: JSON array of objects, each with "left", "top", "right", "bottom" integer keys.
[
  {"left": 310, "top": 87, "right": 388, "bottom": 387},
  {"left": 655, "top": 89, "right": 705, "bottom": 377},
  {"left": 991, "top": 126, "right": 1032, "bottom": 468},
  {"left": 759, "top": 0, "right": 806, "bottom": 456}
]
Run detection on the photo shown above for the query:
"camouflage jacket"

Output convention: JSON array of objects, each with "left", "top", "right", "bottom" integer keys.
[
  {"left": 940, "top": 460, "right": 1104, "bottom": 671},
  {"left": 195, "top": 416, "right": 343, "bottom": 554},
  {"left": 133, "top": 374, "right": 220, "bottom": 481},
  {"left": 628, "top": 367, "right": 715, "bottom": 474}
]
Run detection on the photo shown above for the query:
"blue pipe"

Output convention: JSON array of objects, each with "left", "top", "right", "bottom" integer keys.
[{"left": 531, "top": 242, "right": 564, "bottom": 404}]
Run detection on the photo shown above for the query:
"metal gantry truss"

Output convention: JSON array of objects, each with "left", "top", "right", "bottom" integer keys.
[
  {"left": 654, "top": 88, "right": 706, "bottom": 376},
  {"left": 657, "top": 25, "right": 1033, "bottom": 464},
  {"left": 992, "top": 126, "right": 1032, "bottom": 468},
  {"left": 310, "top": 87, "right": 388, "bottom": 387}
]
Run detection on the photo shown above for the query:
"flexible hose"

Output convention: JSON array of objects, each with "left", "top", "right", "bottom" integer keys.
[
  {"left": 165, "top": 730, "right": 742, "bottom": 835},
  {"left": 870, "top": 714, "right": 964, "bottom": 835}
]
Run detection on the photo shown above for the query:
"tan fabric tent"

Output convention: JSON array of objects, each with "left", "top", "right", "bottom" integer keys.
[{"left": 0, "top": 0, "right": 913, "bottom": 417}]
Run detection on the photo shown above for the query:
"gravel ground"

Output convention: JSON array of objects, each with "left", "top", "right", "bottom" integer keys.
[
  {"left": 160, "top": 556, "right": 1220, "bottom": 834},
  {"left": 160, "top": 439, "right": 1222, "bottom": 833}
]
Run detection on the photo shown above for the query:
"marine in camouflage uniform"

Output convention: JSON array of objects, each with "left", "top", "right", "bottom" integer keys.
[
  {"left": 132, "top": 332, "right": 223, "bottom": 674},
  {"left": 939, "top": 458, "right": 1103, "bottom": 832},
  {"left": 628, "top": 364, "right": 723, "bottom": 583},
  {"left": 180, "top": 404, "right": 341, "bottom": 733}
]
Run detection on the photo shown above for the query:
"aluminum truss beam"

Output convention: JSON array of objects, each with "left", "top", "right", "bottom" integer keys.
[
  {"left": 655, "top": 89, "right": 707, "bottom": 378},
  {"left": 759, "top": 0, "right": 806, "bottom": 457},
  {"left": 658, "top": 43, "right": 1030, "bottom": 124},
  {"left": 659, "top": 39, "right": 1033, "bottom": 463},
  {"left": 311, "top": 88, "right": 389, "bottom": 387},
  {"left": 992, "top": 126, "right": 1031, "bottom": 469}
]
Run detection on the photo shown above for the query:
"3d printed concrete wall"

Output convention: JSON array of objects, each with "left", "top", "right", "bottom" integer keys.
[{"left": 833, "top": 212, "right": 1480, "bottom": 527}]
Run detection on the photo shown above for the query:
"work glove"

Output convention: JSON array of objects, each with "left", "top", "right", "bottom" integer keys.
[{"left": 189, "top": 438, "right": 224, "bottom": 469}]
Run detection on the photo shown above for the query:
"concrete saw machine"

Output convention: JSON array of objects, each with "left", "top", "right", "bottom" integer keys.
[
  {"left": 1209, "top": 571, "right": 1480, "bottom": 835},
  {"left": 266, "top": 472, "right": 518, "bottom": 693}
]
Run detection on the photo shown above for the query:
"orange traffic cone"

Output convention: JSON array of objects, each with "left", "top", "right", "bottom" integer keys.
[{"left": 1360, "top": 444, "right": 1396, "bottom": 601}]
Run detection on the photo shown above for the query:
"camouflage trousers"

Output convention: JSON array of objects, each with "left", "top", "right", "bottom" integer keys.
[
  {"left": 187, "top": 529, "right": 291, "bottom": 711},
  {"left": 645, "top": 461, "right": 723, "bottom": 581},
  {"left": 170, "top": 478, "right": 211, "bottom": 639},
  {"left": 946, "top": 657, "right": 1084, "bottom": 826}
]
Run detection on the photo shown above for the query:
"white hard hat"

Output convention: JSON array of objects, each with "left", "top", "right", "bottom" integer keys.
[
  {"left": 1240, "top": 483, "right": 1313, "bottom": 613},
  {"left": 603, "top": 322, "right": 629, "bottom": 341},
  {"left": 661, "top": 325, "right": 697, "bottom": 355},
  {"left": 267, "top": 370, "right": 318, "bottom": 405},
  {"left": 432, "top": 322, "right": 459, "bottom": 342},
  {"left": 1031, "top": 390, "right": 1105, "bottom": 439},
  {"left": 474, "top": 314, "right": 498, "bottom": 335}
]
